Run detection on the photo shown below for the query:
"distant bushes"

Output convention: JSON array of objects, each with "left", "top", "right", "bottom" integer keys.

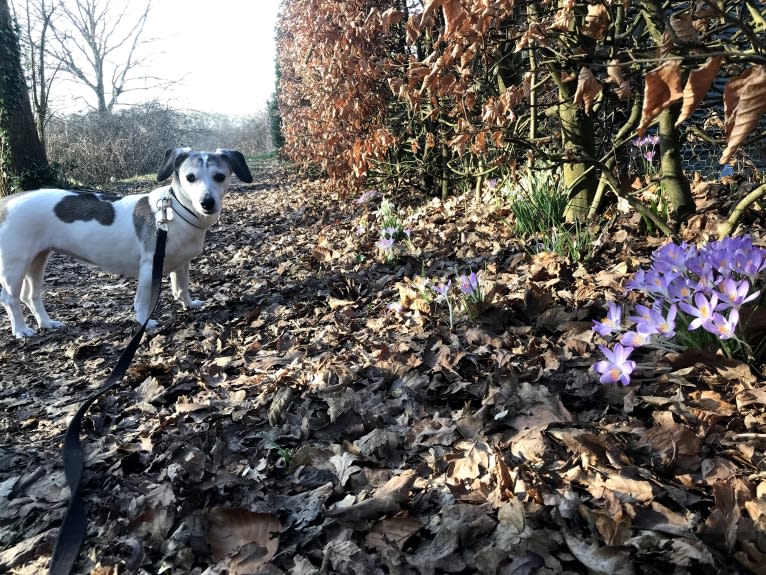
[{"left": 46, "top": 103, "right": 273, "bottom": 185}]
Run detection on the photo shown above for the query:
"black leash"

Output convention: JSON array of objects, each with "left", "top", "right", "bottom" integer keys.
[{"left": 49, "top": 225, "right": 168, "bottom": 575}]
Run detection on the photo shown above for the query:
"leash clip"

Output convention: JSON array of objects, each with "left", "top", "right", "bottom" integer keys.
[{"left": 155, "top": 194, "right": 174, "bottom": 231}]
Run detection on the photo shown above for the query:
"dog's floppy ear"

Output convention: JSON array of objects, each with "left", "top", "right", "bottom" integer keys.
[
  {"left": 216, "top": 149, "right": 254, "bottom": 183},
  {"left": 157, "top": 147, "right": 192, "bottom": 182}
]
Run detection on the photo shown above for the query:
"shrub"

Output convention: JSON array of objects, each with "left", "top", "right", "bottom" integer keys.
[{"left": 45, "top": 104, "right": 273, "bottom": 185}]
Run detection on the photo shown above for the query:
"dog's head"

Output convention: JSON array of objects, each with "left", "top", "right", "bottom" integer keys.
[{"left": 157, "top": 148, "right": 253, "bottom": 216}]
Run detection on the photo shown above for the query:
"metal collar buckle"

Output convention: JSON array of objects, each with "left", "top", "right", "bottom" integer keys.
[{"left": 155, "top": 193, "right": 174, "bottom": 230}]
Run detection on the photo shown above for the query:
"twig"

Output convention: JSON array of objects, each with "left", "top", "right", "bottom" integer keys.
[{"left": 718, "top": 182, "right": 766, "bottom": 238}]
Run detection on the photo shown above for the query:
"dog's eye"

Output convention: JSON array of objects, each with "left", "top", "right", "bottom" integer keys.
[
  {"left": 213, "top": 173, "right": 226, "bottom": 183},
  {"left": 186, "top": 174, "right": 197, "bottom": 183}
]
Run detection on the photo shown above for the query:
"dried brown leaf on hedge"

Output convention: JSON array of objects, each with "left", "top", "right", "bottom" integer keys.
[
  {"left": 420, "top": 0, "right": 465, "bottom": 36},
  {"left": 583, "top": 3, "right": 611, "bottom": 40},
  {"left": 669, "top": 12, "right": 699, "bottom": 44},
  {"left": 606, "top": 59, "right": 631, "bottom": 100},
  {"left": 573, "top": 67, "right": 602, "bottom": 113},
  {"left": 551, "top": 0, "right": 575, "bottom": 31},
  {"left": 676, "top": 56, "right": 723, "bottom": 127},
  {"left": 721, "top": 65, "right": 766, "bottom": 164},
  {"left": 378, "top": 7, "right": 404, "bottom": 33},
  {"left": 637, "top": 61, "right": 684, "bottom": 136}
]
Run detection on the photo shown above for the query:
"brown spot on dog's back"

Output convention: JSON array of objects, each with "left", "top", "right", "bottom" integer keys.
[{"left": 54, "top": 192, "right": 117, "bottom": 225}]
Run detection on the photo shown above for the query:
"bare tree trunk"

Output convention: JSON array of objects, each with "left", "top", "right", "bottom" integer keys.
[
  {"left": 659, "top": 103, "right": 694, "bottom": 226},
  {"left": 21, "top": 0, "right": 59, "bottom": 142},
  {"left": 559, "top": 80, "right": 597, "bottom": 222},
  {"left": 0, "top": 0, "right": 51, "bottom": 195}
]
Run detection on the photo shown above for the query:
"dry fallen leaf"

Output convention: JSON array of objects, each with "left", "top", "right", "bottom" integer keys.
[
  {"left": 365, "top": 517, "right": 423, "bottom": 551},
  {"left": 326, "top": 469, "right": 417, "bottom": 522},
  {"left": 208, "top": 508, "right": 281, "bottom": 574},
  {"left": 563, "top": 530, "right": 636, "bottom": 575}
]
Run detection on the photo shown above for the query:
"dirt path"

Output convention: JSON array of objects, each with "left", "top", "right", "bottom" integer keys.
[{"left": 0, "top": 160, "right": 763, "bottom": 574}]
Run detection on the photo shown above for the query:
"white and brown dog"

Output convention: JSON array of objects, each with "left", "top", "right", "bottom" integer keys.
[{"left": 0, "top": 147, "right": 253, "bottom": 338}]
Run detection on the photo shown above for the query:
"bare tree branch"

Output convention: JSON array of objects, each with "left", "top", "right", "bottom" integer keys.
[
  {"left": 47, "top": 0, "right": 156, "bottom": 112},
  {"left": 14, "top": 0, "right": 61, "bottom": 141}
]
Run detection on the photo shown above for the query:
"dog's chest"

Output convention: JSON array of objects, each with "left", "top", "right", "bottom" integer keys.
[{"left": 134, "top": 194, "right": 208, "bottom": 269}]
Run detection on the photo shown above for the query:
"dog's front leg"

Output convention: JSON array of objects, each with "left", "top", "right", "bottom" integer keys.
[
  {"left": 134, "top": 261, "right": 158, "bottom": 330},
  {"left": 0, "top": 286, "right": 36, "bottom": 338},
  {"left": 170, "top": 263, "right": 204, "bottom": 309}
]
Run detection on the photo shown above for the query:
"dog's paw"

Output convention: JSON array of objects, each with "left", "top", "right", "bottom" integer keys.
[
  {"left": 40, "top": 320, "right": 65, "bottom": 330},
  {"left": 187, "top": 299, "right": 205, "bottom": 309},
  {"left": 145, "top": 319, "right": 159, "bottom": 332},
  {"left": 13, "top": 327, "right": 36, "bottom": 338}
]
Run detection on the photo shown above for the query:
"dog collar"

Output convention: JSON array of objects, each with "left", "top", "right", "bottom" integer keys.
[{"left": 168, "top": 187, "right": 206, "bottom": 230}]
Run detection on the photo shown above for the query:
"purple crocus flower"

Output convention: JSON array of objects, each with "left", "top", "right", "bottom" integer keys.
[
  {"left": 594, "top": 343, "right": 636, "bottom": 386},
  {"left": 432, "top": 280, "right": 451, "bottom": 302},
  {"left": 593, "top": 302, "right": 623, "bottom": 337},
  {"left": 715, "top": 277, "right": 759, "bottom": 309},
  {"left": 705, "top": 249, "right": 735, "bottom": 278},
  {"left": 667, "top": 276, "right": 693, "bottom": 303},
  {"left": 643, "top": 269, "right": 677, "bottom": 299},
  {"left": 355, "top": 189, "right": 380, "bottom": 204},
  {"left": 387, "top": 302, "right": 403, "bottom": 314},
  {"left": 625, "top": 268, "right": 648, "bottom": 294},
  {"left": 629, "top": 303, "right": 676, "bottom": 338},
  {"left": 459, "top": 271, "right": 480, "bottom": 296},
  {"left": 686, "top": 256, "right": 715, "bottom": 286},
  {"left": 652, "top": 242, "right": 692, "bottom": 273},
  {"left": 620, "top": 329, "right": 653, "bottom": 347},
  {"left": 377, "top": 237, "right": 395, "bottom": 251},
  {"left": 706, "top": 309, "right": 739, "bottom": 339},
  {"left": 629, "top": 303, "right": 654, "bottom": 325},
  {"left": 734, "top": 249, "right": 766, "bottom": 278},
  {"left": 655, "top": 304, "right": 677, "bottom": 338},
  {"left": 679, "top": 292, "right": 719, "bottom": 330}
]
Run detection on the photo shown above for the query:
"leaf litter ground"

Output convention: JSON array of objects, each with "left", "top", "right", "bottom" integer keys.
[{"left": 1, "top": 159, "right": 766, "bottom": 574}]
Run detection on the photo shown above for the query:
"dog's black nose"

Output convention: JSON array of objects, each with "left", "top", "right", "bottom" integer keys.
[{"left": 200, "top": 195, "right": 216, "bottom": 213}]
